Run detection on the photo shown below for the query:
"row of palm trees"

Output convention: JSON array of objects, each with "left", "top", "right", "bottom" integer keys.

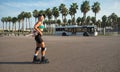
[
  {"left": 1, "top": 12, "right": 31, "bottom": 32},
  {"left": 1, "top": 1, "right": 120, "bottom": 34}
]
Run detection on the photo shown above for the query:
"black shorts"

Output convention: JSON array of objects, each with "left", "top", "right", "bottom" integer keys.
[{"left": 35, "top": 34, "right": 43, "bottom": 43}]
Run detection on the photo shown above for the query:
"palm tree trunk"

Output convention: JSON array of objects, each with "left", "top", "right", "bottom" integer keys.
[
  {"left": 9, "top": 22, "right": 11, "bottom": 36},
  {"left": 74, "top": 14, "right": 75, "bottom": 19},
  {"left": 95, "top": 13, "right": 96, "bottom": 20},
  {"left": 65, "top": 16, "right": 67, "bottom": 25},
  {"left": 95, "top": 13, "right": 97, "bottom": 24},
  {"left": 74, "top": 14, "right": 76, "bottom": 25},
  {"left": 84, "top": 13, "right": 86, "bottom": 18},
  {"left": 83, "top": 13, "right": 86, "bottom": 25},
  {"left": 62, "top": 15, "right": 63, "bottom": 23},
  {"left": 71, "top": 15, "right": 73, "bottom": 20},
  {"left": 3, "top": 22, "right": 4, "bottom": 32},
  {"left": 49, "top": 19, "right": 51, "bottom": 33},
  {"left": 22, "top": 19, "right": 24, "bottom": 33},
  {"left": 71, "top": 15, "right": 73, "bottom": 25},
  {"left": 12, "top": 23, "right": 14, "bottom": 33},
  {"left": 26, "top": 18, "right": 28, "bottom": 31},
  {"left": 15, "top": 23, "right": 16, "bottom": 32},
  {"left": 6, "top": 22, "right": 7, "bottom": 30},
  {"left": 28, "top": 18, "right": 31, "bottom": 32},
  {"left": 55, "top": 17, "right": 57, "bottom": 24},
  {"left": 15, "top": 23, "right": 16, "bottom": 36},
  {"left": 18, "top": 22, "right": 20, "bottom": 36}
]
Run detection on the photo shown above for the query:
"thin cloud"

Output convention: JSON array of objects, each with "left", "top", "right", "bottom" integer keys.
[
  {"left": 2, "top": 0, "right": 66, "bottom": 9},
  {"left": 4, "top": 1, "right": 49, "bottom": 8}
]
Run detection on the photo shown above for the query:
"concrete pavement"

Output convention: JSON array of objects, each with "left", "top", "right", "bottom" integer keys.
[{"left": 0, "top": 36, "right": 120, "bottom": 72}]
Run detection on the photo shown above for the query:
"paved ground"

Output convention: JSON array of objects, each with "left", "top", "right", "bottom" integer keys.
[{"left": 0, "top": 36, "right": 120, "bottom": 72}]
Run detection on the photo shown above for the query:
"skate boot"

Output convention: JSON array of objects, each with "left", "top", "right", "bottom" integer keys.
[
  {"left": 40, "top": 56, "right": 49, "bottom": 64},
  {"left": 33, "top": 56, "right": 40, "bottom": 63}
]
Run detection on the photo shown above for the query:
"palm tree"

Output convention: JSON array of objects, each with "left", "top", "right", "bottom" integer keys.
[
  {"left": 63, "top": 18, "right": 67, "bottom": 25},
  {"left": 110, "top": 13, "right": 118, "bottom": 30},
  {"left": 39, "top": 10, "right": 45, "bottom": 15},
  {"left": 81, "top": 16, "right": 85, "bottom": 25},
  {"left": 4, "top": 17, "right": 8, "bottom": 31},
  {"left": 117, "top": 17, "right": 120, "bottom": 34},
  {"left": 102, "top": 15, "right": 107, "bottom": 35},
  {"left": 63, "top": 7, "right": 68, "bottom": 21},
  {"left": 72, "top": 17, "right": 75, "bottom": 24},
  {"left": 80, "top": 1, "right": 90, "bottom": 18},
  {"left": 69, "top": 3, "right": 78, "bottom": 22},
  {"left": 24, "top": 12, "right": 31, "bottom": 31},
  {"left": 96, "top": 20, "right": 101, "bottom": 28},
  {"left": 52, "top": 7, "right": 59, "bottom": 23},
  {"left": 20, "top": 11, "right": 25, "bottom": 33},
  {"left": 69, "top": 11, "right": 73, "bottom": 22},
  {"left": 96, "top": 19, "right": 101, "bottom": 33},
  {"left": 76, "top": 17, "right": 81, "bottom": 25},
  {"left": 12, "top": 17, "right": 18, "bottom": 32},
  {"left": 57, "top": 19, "right": 61, "bottom": 26},
  {"left": 107, "top": 16, "right": 112, "bottom": 27},
  {"left": 1, "top": 17, "right": 5, "bottom": 32},
  {"left": 92, "top": 2, "right": 100, "bottom": 20},
  {"left": 86, "top": 16, "right": 91, "bottom": 25},
  {"left": 59, "top": 4, "right": 68, "bottom": 22},
  {"left": 118, "top": 17, "right": 120, "bottom": 25},
  {"left": 17, "top": 17, "right": 21, "bottom": 31},
  {"left": 27, "top": 12, "right": 32, "bottom": 31},
  {"left": 24, "top": 12, "right": 28, "bottom": 31},
  {"left": 102, "top": 15, "right": 107, "bottom": 28},
  {"left": 7, "top": 16, "right": 12, "bottom": 35},
  {"left": 91, "top": 17, "right": 96, "bottom": 25},
  {"left": 68, "top": 19, "right": 72, "bottom": 25},
  {"left": 59, "top": 3, "right": 65, "bottom": 22},
  {"left": 45, "top": 8, "right": 53, "bottom": 33},
  {"left": 46, "top": 8, "right": 53, "bottom": 24},
  {"left": 33, "top": 10, "right": 39, "bottom": 23},
  {"left": 7, "top": 16, "right": 12, "bottom": 33},
  {"left": 18, "top": 14, "right": 23, "bottom": 32}
]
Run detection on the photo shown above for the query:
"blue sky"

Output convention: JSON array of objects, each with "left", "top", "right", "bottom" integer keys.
[{"left": 0, "top": 0, "right": 120, "bottom": 28}]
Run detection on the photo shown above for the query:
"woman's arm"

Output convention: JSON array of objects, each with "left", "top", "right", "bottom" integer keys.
[{"left": 34, "top": 22, "right": 43, "bottom": 36}]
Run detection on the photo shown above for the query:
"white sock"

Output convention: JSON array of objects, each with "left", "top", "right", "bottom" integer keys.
[{"left": 34, "top": 54, "right": 38, "bottom": 56}]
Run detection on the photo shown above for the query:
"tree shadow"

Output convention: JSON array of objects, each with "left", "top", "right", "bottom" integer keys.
[{"left": 0, "top": 61, "right": 33, "bottom": 64}]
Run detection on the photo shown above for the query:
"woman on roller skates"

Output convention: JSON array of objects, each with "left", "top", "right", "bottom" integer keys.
[{"left": 33, "top": 14, "right": 49, "bottom": 64}]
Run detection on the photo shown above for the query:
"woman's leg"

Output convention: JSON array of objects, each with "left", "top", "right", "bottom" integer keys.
[
  {"left": 34, "top": 42, "right": 41, "bottom": 56},
  {"left": 33, "top": 35, "right": 41, "bottom": 61},
  {"left": 41, "top": 42, "right": 46, "bottom": 57}
]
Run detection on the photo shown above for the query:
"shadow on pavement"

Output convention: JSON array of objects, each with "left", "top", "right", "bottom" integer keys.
[{"left": 0, "top": 62, "right": 33, "bottom": 64}]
